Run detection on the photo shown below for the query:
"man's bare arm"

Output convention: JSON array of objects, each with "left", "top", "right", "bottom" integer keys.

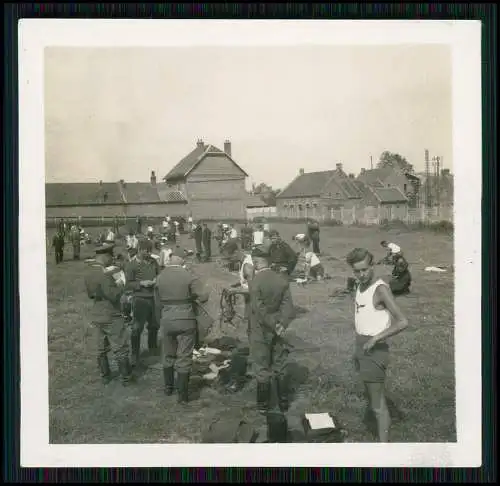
[{"left": 372, "top": 284, "right": 409, "bottom": 343}]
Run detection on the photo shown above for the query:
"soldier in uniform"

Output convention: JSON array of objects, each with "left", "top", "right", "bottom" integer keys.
[
  {"left": 84, "top": 243, "right": 133, "bottom": 385},
  {"left": 155, "top": 247, "right": 210, "bottom": 403},
  {"left": 268, "top": 229, "right": 299, "bottom": 276},
  {"left": 307, "top": 219, "right": 321, "bottom": 255},
  {"left": 202, "top": 223, "right": 212, "bottom": 261},
  {"left": 193, "top": 223, "right": 203, "bottom": 261},
  {"left": 52, "top": 229, "right": 65, "bottom": 264},
  {"left": 248, "top": 244, "right": 296, "bottom": 414},
  {"left": 125, "top": 238, "right": 160, "bottom": 367}
]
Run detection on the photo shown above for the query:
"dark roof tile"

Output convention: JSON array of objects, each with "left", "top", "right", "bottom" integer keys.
[
  {"left": 372, "top": 187, "right": 408, "bottom": 203},
  {"left": 45, "top": 182, "right": 124, "bottom": 206}
]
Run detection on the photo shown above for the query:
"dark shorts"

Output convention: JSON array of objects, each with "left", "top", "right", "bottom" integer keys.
[{"left": 354, "top": 334, "right": 390, "bottom": 383}]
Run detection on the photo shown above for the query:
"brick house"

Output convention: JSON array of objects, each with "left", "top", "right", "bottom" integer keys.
[
  {"left": 276, "top": 163, "right": 365, "bottom": 219},
  {"left": 357, "top": 167, "right": 421, "bottom": 207},
  {"left": 276, "top": 164, "right": 409, "bottom": 222},
  {"left": 163, "top": 139, "right": 249, "bottom": 220},
  {"left": 46, "top": 139, "right": 254, "bottom": 221}
]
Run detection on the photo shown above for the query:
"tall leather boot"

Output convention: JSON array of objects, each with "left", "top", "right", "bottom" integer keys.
[
  {"left": 276, "top": 376, "right": 289, "bottom": 412},
  {"left": 177, "top": 372, "right": 190, "bottom": 404},
  {"left": 118, "top": 357, "right": 134, "bottom": 386},
  {"left": 98, "top": 355, "right": 111, "bottom": 384},
  {"left": 147, "top": 328, "right": 159, "bottom": 355},
  {"left": 256, "top": 381, "right": 271, "bottom": 414},
  {"left": 130, "top": 333, "right": 141, "bottom": 367},
  {"left": 163, "top": 367, "right": 174, "bottom": 396}
]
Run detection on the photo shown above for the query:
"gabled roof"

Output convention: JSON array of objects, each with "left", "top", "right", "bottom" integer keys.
[
  {"left": 357, "top": 167, "right": 394, "bottom": 186},
  {"left": 338, "top": 178, "right": 363, "bottom": 198},
  {"left": 277, "top": 170, "right": 337, "bottom": 199},
  {"left": 277, "top": 169, "right": 363, "bottom": 200},
  {"left": 351, "top": 180, "right": 377, "bottom": 200},
  {"left": 46, "top": 182, "right": 124, "bottom": 206},
  {"left": 372, "top": 187, "right": 408, "bottom": 203},
  {"left": 163, "top": 143, "right": 248, "bottom": 182}
]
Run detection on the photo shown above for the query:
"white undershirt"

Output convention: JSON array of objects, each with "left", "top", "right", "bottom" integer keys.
[{"left": 354, "top": 279, "right": 391, "bottom": 336}]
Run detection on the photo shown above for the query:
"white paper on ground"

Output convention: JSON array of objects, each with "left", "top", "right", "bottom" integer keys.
[{"left": 305, "top": 413, "right": 335, "bottom": 430}]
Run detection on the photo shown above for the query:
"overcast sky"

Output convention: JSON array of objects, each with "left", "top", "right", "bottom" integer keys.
[{"left": 45, "top": 45, "right": 452, "bottom": 189}]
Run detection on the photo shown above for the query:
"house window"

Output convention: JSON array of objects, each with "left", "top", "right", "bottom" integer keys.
[
  {"left": 403, "top": 184, "right": 407, "bottom": 192},
  {"left": 305, "top": 203, "right": 311, "bottom": 208},
  {"left": 284, "top": 204, "right": 288, "bottom": 208},
  {"left": 313, "top": 203, "right": 318, "bottom": 208},
  {"left": 298, "top": 204, "right": 303, "bottom": 211}
]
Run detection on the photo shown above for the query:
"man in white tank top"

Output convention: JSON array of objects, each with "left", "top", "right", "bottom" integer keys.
[{"left": 346, "top": 247, "right": 409, "bottom": 443}]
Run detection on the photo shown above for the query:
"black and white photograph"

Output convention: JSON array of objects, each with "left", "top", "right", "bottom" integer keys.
[{"left": 19, "top": 20, "right": 481, "bottom": 467}]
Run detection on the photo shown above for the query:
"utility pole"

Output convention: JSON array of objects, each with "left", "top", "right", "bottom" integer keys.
[
  {"left": 370, "top": 155, "right": 373, "bottom": 170},
  {"left": 425, "top": 149, "right": 431, "bottom": 208},
  {"left": 435, "top": 156, "right": 441, "bottom": 215}
]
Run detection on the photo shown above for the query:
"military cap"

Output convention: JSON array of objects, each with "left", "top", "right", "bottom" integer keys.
[{"left": 95, "top": 242, "right": 115, "bottom": 255}]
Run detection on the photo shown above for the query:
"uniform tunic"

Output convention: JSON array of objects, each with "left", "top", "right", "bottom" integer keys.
[
  {"left": 84, "top": 264, "right": 130, "bottom": 361},
  {"left": 248, "top": 268, "right": 295, "bottom": 383},
  {"left": 155, "top": 265, "right": 209, "bottom": 372},
  {"left": 269, "top": 240, "right": 298, "bottom": 275},
  {"left": 52, "top": 232, "right": 65, "bottom": 264},
  {"left": 202, "top": 227, "right": 212, "bottom": 258},
  {"left": 125, "top": 256, "right": 160, "bottom": 334}
]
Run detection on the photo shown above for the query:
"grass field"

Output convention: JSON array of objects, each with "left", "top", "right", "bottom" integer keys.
[{"left": 47, "top": 223, "right": 455, "bottom": 444}]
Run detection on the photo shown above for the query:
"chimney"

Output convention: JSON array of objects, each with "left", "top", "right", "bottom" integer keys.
[
  {"left": 150, "top": 170, "right": 157, "bottom": 185},
  {"left": 360, "top": 168, "right": 366, "bottom": 174},
  {"left": 299, "top": 168, "right": 305, "bottom": 176},
  {"left": 196, "top": 139, "right": 204, "bottom": 149},
  {"left": 336, "top": 163, "right": 343, "bottom": 172},
  {"left": 99, "top": 180, "right": 103, "bottom": 186},
  {"left": 224, "top": 140, "right": 232, "bottom": 157},
  {"left": 348, "top": 173, "right": 355, "bottom": 179}
]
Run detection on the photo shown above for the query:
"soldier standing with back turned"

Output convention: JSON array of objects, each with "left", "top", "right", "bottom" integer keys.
[
  {"left": 84, "top": 243, "right": 133, "bottom": 386},
  {"left": 155, "top": 247, "right": 209, "bottom": 403},
  {"left": 248, "top": 244, "right": 296, "bottom": 414}
]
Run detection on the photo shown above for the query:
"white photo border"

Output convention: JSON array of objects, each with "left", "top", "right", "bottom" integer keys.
[{"left": 18, "top": 19, "right": 482, "bottom": 467}]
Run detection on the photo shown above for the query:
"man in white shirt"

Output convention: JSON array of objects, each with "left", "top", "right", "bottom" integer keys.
[
  {"left": 105, "top": 228, "right": 115, "bottom": 243},
  {"left": 253, "top": 225, "right": 264, "bottom": 245},
  {"left": 346, "top": 247, "right": 408, "bottom": 443},
  {"left": 304, "top": 250, "right": 324, "bottom": 280},
  {"left": 379, "top": 241, "right": 402, "bottom": 265}
]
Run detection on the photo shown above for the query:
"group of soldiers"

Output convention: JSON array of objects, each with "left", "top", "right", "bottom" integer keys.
[
  {"left": 79, "top": 217, "right": 323, "bottom": 414},
  {"left": 55, "top": 211, "right": 416, "bottom": 442}
]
